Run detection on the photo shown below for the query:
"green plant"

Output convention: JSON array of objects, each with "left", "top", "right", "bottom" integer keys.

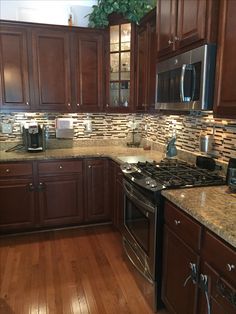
[{"left": 87, "top": 0, "right": 155, "bottom": 28}]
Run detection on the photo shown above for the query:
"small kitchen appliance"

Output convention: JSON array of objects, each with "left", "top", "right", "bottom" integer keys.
[
  {"left": 199, "top": 133, "right": 214, "bottom": 155},
  {"left": 121, "top": 159, "right": 225, "bottom": 311},
  {"left": 226, "top": 157, "right": 236, "bottom": 190},
  {"left": 22, "top": 122, "right": 46, "bottom": 152}
]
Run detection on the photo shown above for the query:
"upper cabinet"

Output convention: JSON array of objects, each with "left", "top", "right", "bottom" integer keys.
[
  {"left": 32, "top": 28, "right": 71, "bottom": 112},
  {"left": 106, "top": 15, "right": 135, "bottom": 112},
  {"left": 71, "top": 30, "right": 105, "bottom": 112},
  {"left": 156, "top": 0, "right": 219, "bottom": 59},
  {"left": 0, "top": 25, "right": 33, "bottom": 111},
  {"left": 0, "top": 21, "right": 105, "bottom": 113},
  {"left": 136, "top": 8, "right": 156, "bottom": 112},
  {"left": 213, "top": 0, "right": 236, "bottom": 119}
]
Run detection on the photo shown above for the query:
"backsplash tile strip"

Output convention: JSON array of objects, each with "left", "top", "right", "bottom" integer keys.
[{"left": 1, "top": 112, "right": 236, "bottom": 162}]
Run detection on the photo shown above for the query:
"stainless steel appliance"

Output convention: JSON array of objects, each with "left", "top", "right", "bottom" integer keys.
[
  {"left": 22, "top": 122, "right": 46, "bottom": 152},
  {"left": 121, "top": 159, "right": 225, "bottom": 312},
  {"left": 155, "top": 44, "right": 216, "bottom": 111}
]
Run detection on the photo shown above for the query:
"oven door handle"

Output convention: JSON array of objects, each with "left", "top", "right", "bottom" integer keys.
[{"left": 123, "top": 181, "right": 155, "bottom": 214}]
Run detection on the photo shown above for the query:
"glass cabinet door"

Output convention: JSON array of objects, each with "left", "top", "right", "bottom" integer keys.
[{"left": 109, "top": 23, "right": 131, "bottom": 109}]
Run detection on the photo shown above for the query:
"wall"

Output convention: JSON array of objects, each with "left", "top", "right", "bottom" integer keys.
[
  {"left": 0, "top": 0, "right": 97, "bottom": 27},
  {"left": 1, "top": 112, "right": 236, "bottom": 162}
]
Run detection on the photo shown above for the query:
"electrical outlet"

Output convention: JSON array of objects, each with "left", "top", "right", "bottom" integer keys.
[{"left": 1, "top": 123, "right": 13, "bottom": 134}]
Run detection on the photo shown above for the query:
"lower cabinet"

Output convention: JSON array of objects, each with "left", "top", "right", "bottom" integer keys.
[
  {"left": 84, "top": 158, "right": 110, "bottom": 222},
  {"left": 37, "top": 159, "right": 84, "bottom": 227},
  {"left": 0, "top": 162, "right": 36, "bottom": 232},
  {"left": 109, "top": 160, "right": 124, "bottom": 232},
  {"left": 162, "top": 200, "right": 236, "bottom": 314},
  {"left": 0, "top": 158, "right": 113, "bottom": 233}
]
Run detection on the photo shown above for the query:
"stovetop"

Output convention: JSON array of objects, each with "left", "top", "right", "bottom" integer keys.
[{"left": 121, "top": 158, "right": 225, "bottom": 192}]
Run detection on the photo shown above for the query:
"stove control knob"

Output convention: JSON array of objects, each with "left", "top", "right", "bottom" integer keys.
[
  {"left": 150, "top": 181, "right": 157, "bottom": 188},
  {"left": 146, "top": 180, "right": 150, "bottom": 185}
]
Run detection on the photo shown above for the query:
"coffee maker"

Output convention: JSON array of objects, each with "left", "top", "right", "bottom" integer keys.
[{"left": 22, "top": 122, "right": 46, "bottom": 152}]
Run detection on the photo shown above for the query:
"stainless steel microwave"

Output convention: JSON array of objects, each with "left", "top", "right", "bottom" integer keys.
[{"left": 155, "top": 44, "right": 216, "bottom": 111}]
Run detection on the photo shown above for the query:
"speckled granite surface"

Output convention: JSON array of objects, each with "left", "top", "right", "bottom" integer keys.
[
  {"left": 0, "top": 146, "right": 164, "bottom": 163},
  {"left": 162, "top": 186, "right": 236, "bottom": 249}
]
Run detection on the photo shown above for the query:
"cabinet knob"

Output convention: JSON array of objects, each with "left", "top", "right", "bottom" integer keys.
[
  {"left": 106, "top": 104, "right": 109, "bottom": 108},
  {"left": 28, "top": 183, "right": 34, "bottom": 191},
  {"left": 174, "top": 219, "right": 181, "bottom": 225},
  {"left": 174, "top": 36, "right": 180, "bottom": 41},
  {"left": 77, "top": 103, "right": 80, "bottom": 107},
  {"left": 59, "top": 165, "right": 63, "bottom": 169},
  {"left": 88, "top": 165, "right": 92, "bottom": 168},
  {"left": 26, "top": 101, "right": 29, "bottom": 106},
  {"left": 168, "top": 39, "right": 174, "bottom": 45},
  {"left": 5, "top": 168, "right": 10, "bottom": 173},
  {"left": 226, "top": 264, "right": 235, "bottom": 272},
  {"left": 68, "top": 103, "right": 71, "bottom": 107}
]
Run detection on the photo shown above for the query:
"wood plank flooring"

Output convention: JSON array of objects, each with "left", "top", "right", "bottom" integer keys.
[{"left": 0, "top": 226, "right": 168, "bottom": 314}]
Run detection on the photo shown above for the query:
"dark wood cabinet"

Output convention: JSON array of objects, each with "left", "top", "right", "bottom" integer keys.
[
  {"left": 32, "top": 28, "right": 71, "bottom": 111},
  {"left": 156, "top": 0, "right": 218, "bottom": 59},
  {"left": 162, "top": 200, "right": 236, "bottom": 314},
  {"left": 198, "top": 231, "right": 236, "bottom": 314},
  {"left": 38, "top": 160, "right": 84, "bottom": 227},
  {"left": 84, "top": 158, "right": 110, "bottom": 223},
  {"left": 214, "top": 0, "right": 236, "bottom": 118},
  {"left": 136, "top": 8, "right": 156, "bottom": 112},
  {"left": 71, "top": 30, "right": 104, "bottom": 112},
  {"left": 0, "top": 162, "right": 36, "bottom": 232},
  {"left": 162, "top": 201, "right": 201, "bottom": 314},
  {"left": 109, "top": 160, "right": 124, "bottom": 232},
  {"left": 0, "top": 24, "right": 32, "bottom": 111}
]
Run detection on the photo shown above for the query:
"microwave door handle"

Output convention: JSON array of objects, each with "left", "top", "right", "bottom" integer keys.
[
  {"left": 191, "top": 65, "right": 196, "bottom": 101},
  {"left": 180, "top": 64, "right": 187, "bottom": 102}
]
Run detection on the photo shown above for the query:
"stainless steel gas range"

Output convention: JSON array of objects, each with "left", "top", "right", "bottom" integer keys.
[{"left": 120, "top": 158, "right": 225, "bottom": 312}]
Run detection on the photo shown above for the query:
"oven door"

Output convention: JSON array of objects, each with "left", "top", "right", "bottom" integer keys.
[{"left": 123, "top": 179, "right": 157, "bottom": 281}]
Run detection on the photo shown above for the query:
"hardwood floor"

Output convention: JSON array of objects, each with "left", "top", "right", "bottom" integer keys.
[{"left": 0, "top": 226, "right": 168, "bottom": 314}]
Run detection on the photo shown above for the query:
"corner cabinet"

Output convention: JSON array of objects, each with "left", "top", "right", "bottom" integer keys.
[
  {"left": 156, "top": 0, "right": 219, "bottom": 59},
  {"left": 71, "top": 30, "right": 105, "bottom": 112},
  {"left": 0, "top": 24, "right": 32, "bottom": 111},
  {"left": 214, "top": 0, "right": 236, "bottom": 118},
  {"left": 105, "top": 14, "right": 136, "bottom": 112},
  {"left": 136, "top": 8, "right": 156, "bottom": 112},
  {"left": 162, "top": 200, "right": 236, "bottom": 314}
]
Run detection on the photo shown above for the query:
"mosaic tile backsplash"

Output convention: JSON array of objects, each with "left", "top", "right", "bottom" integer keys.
[{"left": 1, "top": 112, "right": 236, "bottom": 162}]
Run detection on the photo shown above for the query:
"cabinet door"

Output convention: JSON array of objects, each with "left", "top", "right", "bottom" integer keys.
[
  {"left": 84, "top": 159, "right": 110, "bottom": 222},
  {"left": 198, "top": 262, "right": 236, "bottom": 314},
  {"left": 136, "top": 25, "right": 148, "bottom": 111},
  {"left": 176, "top": 0, "right": 206, "bottom": 49},
  {"left": 162, "top": 226, "right": 199, "bottom": 314},
  {"left": 71, "top": 32, "right": 104, "bottom": 112},
  {"left": 38, "top": 174, "right": 84, "bottom": 227},
  {"left": 156, "top": 0, "right": 177, "bottom": 58},
  {"left": 214, "top": 0, "right": 236, "bottom": 118},
  {"left": 0, "top": 178, "right": 36, "bottom": 232},
  {"left": 32, "top": 28, "right": 71, "bottom": 111},
  {"left": 0, "top": 25, "right": 31, "bottom": 110}
]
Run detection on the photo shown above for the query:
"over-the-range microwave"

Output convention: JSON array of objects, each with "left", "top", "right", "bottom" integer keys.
[{"left": 155, "top": 44, "right": 216, "bottom": 111}]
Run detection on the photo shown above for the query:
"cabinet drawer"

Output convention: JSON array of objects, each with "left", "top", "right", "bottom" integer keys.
[
  {"left": 0, "top": 162, "right": 33, "bottom": 177},
  {"left": 164, "top": 201, "right": 202, "bottom": 252},
  {"left": 38, "top": 160, "right": 82, "bottom": 175},
  {"left": 203, "top": 231, "right": 236, "bottom": 286}
]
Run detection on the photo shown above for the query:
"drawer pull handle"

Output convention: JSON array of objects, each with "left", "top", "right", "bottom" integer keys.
[
  {"left": 5, "top": 168, "right": 10, "bottom": 173},
  {"left": 174, "top": 219, "right": 181, "bottom": 225},
  {"left": 59, "top": 165, "right": 63, "bottom": 169},
  {"left": 227, "top": 264, "right": 235, "bottom": 272}
]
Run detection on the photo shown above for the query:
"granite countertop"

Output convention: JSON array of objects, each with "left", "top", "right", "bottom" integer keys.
[
  {"left": 0, "top": 146, "right": 164, "bottom": 163},
  {"left": 162, "top": 186, "right": 236, "bottom": 249},
  {"left": 1, "top": 146, "right": 235, "bottom": 249}
]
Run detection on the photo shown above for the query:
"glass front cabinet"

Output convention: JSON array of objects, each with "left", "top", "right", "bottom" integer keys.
[{"left": 106, "top": 16, "right": 135, "bottom": 112}]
